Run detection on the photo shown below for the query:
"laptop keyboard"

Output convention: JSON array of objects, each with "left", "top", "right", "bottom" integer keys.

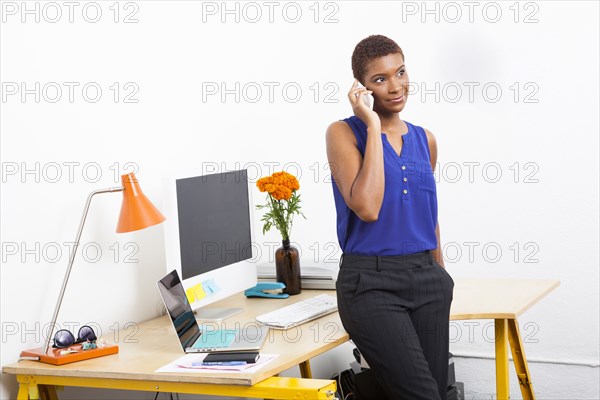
[{"left": 255, "top": 294, "right": 338, "bottom": 330}]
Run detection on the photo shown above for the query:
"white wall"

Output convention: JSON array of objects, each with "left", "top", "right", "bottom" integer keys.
[{"left": 1, "top": 1, "right": 598, "bottom": 399}]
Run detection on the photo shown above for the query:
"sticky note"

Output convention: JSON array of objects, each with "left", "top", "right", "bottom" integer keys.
[
  {"left": 203, "top": 279, "right": 220, "bottom": 295},
  {"left": 202, "top": 280, "right": 213, "bottom": 295},
  {"left": 194, "top": 283, "right": 206, "bottom": 301},
  {"left": 185, "top": 287, "right": 196, "bottom": 304},
  {"left": 207, "top": 279, "right": 220, "bottom": 293}
]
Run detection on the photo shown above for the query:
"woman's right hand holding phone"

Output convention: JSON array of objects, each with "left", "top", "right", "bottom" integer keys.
[{"left": 348, "top": 79, "right": 381, "bottom": 132}]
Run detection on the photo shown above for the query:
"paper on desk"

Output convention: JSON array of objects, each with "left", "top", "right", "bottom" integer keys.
[{"left": 155, "top": 353, "right": 278, "bottom": 374}]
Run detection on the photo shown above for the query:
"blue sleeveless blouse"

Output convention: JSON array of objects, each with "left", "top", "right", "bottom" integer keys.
[{"left": 331, "top": 116, "right": 438, "bottom": 256}]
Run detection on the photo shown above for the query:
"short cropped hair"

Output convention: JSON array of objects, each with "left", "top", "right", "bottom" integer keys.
[{"left": 351, "top": 35, "right": 404, "bottom": 84}]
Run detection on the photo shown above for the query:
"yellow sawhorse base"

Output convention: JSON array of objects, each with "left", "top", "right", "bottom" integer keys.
[
  {"left": 16, "top": 374, "right": 337, "bottom": 400},
  {"left": 299, "top": 360, "right": 313, "bottom": 379},
  {"left": 507, "top": 319, "right": 535, "bottom": 399},
  {"left": 495, "top": 318, "right": 536, "bottom": 400}
]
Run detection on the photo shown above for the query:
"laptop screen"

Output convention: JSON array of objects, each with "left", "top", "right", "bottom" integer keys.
[{"left": 157, "top": 270, "right": 201, "bottom": 351}]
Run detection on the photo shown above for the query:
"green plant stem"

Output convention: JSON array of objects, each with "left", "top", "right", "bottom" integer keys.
[
  {"left": 268, "top": 194, "right": 288, "bottom": 241},
  {"left": 259, "top": 190, "right": 306, "bottom": 242}
]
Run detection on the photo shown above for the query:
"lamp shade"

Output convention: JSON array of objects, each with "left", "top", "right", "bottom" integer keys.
[{"left": 116, "top": 173, "right": 166, "bottom": 233}]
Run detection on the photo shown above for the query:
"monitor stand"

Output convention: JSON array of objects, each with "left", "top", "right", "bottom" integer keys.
[{"left": 194, "top": 307, "right": 244, "bottom": 322}]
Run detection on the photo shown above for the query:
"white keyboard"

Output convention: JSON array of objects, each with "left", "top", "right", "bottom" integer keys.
[{"left": 255, "top": 294, "right": 338, "bottom": 330}]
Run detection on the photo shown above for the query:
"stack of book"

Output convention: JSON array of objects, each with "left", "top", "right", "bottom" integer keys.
[{"left": 256, "top": 262, "right": 337, "bottom": 290}]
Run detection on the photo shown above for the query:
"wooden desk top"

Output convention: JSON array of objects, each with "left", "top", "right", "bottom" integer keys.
[
  {"left": 3, "top": 278, "right": 559, "bottom": 386},
  {"left": 449, "top": 278, "right": 560, "bottom": 320},
  {"left": 3, "top": 290, "right": 346, "bottom": 386}
]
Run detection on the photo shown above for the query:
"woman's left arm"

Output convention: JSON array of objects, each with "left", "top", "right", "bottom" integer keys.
[{"left": 424, "top": 128, "right": 445, "bottom": 268}]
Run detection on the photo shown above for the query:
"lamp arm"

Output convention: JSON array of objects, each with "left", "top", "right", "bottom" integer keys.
[{"left": 43, "top": 187, "right": 124, "bottom": 355}]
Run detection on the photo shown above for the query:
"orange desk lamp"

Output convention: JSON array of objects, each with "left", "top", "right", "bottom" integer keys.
[{"left": 21, "top": 172, "right": 165, "bottom": 364}]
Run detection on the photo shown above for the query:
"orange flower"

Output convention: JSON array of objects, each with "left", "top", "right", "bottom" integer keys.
[
  {"left": 256, "top": 171, "right": 299, "bottom": 196},
  {"left": 256, "top": 177, "right": 272, "bottom": 192},
  {"left": 288, "top": 176, "right": 300, "bottom": 191},
  {"left": 264, "top": 183, "right": 277, "bottom": 194},
  {"left": 255, "top": 171, "right": 305, "bottom": 241},
  {"left": 271, "top": 171, "right": 300, "bottom": 191},
  {"left": 271, "top": 185, "right": 292, "bottom": 201}
]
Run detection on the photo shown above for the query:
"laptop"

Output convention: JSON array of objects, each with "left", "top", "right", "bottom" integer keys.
[{"left": 157, "top": 269, "right": 268, "bottom": 353}]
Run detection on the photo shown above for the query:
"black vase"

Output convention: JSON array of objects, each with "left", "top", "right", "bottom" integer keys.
[{"left": 275, "top": 239, "right": 301, "bottom": 295}]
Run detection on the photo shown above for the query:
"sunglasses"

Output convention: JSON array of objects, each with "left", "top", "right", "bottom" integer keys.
[{"left": 52, "top": 325, "right": 97, "bottom": 349}]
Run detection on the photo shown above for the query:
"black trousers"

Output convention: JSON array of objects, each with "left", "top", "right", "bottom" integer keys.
[{"left": 336, "top": 251, "right": 454, "bottom": 400}]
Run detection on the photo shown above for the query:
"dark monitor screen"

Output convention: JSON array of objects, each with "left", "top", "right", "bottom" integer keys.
[{"left": 175, "top": 170, "right": 252, "bottom": 280}]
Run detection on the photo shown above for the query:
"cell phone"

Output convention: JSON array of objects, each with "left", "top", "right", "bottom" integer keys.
[
  {"left": 357, "top": 83, "right": 373, "bottom": 110},
  {"left": 202, "top": 351, "right": 260, "bottom": 364}
]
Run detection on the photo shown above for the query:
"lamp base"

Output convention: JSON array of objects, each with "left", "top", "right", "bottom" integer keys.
[{"left": 21, "top": 344, "right": 119, "bottom": 365}]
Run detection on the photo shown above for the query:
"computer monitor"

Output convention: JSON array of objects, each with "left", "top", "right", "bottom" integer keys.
[{"left": 163, "top": 169, "right": 258, "bottom": 321}]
